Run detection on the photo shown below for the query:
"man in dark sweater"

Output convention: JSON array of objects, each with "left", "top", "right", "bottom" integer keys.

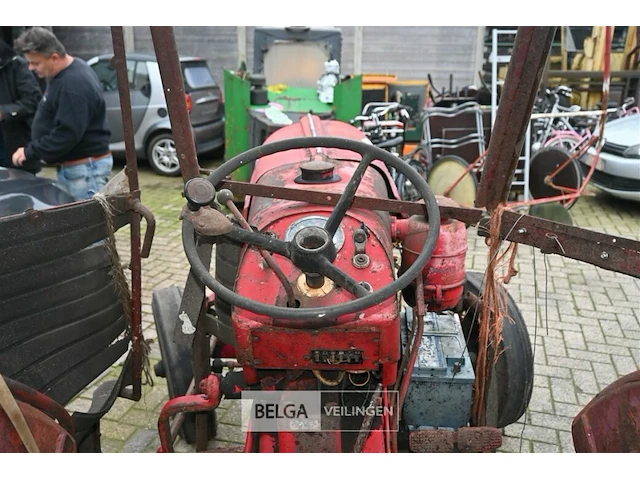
[{"left": 11, "top": 27, "right": 112, "bottom": 200}]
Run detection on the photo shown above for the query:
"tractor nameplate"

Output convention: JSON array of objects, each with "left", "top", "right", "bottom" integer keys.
[{"left": 310, "top": 349, "right": 363, "bottom": 365}]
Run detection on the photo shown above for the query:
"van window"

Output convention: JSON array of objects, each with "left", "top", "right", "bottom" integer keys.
[{"left": 183, "top": 64, "right": 216, "bottom": 90}]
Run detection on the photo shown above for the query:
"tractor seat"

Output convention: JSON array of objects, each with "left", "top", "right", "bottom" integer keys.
[
  {"left": 0, "top": 198, "right": 137, "bottom": 452},
  {"left": 572, "top": 370, "right": 640, "bottom": 452},
  {"left": 595, "top": 100, "right": 619, "bottom": 110},
  {"left": 570, "top": 116, "right": 596, "bottom": 129}
]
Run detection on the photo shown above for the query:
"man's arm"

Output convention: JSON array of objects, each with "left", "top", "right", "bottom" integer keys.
[
  {"left": 25, "top": 89, "right": 91, "bottom": 164},
  {"left": 0, "top": 57, "right": 41, "bottom": 123}
]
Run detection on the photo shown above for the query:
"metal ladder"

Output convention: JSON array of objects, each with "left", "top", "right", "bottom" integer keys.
[{"left": 490, "top": 28, "right": 532, "bottom": 201}]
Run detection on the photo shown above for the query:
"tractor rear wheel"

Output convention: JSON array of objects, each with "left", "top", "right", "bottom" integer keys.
[{"left": 459, "top": 271, "right": 534, "bottom": 428}]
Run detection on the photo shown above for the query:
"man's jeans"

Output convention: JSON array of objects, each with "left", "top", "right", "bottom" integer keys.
[{"left": 57, "top": 155, "right": 113, "bottom": 201}]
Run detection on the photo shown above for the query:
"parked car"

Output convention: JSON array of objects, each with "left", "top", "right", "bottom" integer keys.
[
  {"left": 87, "top": 53, "right": 225, "bottom": 176},
  {"left": 579, "top": 113, "right": 640, "bottom": 202}
]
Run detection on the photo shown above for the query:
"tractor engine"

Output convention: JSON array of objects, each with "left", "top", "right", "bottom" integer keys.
[{"left": 214, "top": 115, "right": 474, "bottom": 447}]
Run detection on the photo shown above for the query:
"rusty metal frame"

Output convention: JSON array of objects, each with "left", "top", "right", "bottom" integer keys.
[
  {"left": 108, "top": 27, "right": 151, "bottom": 400},
  {"left": 475, "top": 27, "right": 557, "bottom": 211},
  {"left": 146, "top": 27, "right": 215, "bottom": 450},
  {"left": 220, "top": 180, "right": 640, "bottom": 279},
  {"left": 157, "top": 375, "right": 221, "bottom": 453},
  {"left": 150, "top": 27, "right": 201, "bottom": 183}
]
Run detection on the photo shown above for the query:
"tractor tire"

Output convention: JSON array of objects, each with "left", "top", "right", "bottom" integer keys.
[
  {"left": 460, "top": 271, "right": 534, "bottom": 428},
  {"left": 152, "top": 285, "right": 217, "bottom": 445}
]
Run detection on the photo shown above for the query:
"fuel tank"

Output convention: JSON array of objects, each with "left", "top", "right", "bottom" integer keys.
[{"left": 396, "top": 196, "right": 468, "bottom": 312}]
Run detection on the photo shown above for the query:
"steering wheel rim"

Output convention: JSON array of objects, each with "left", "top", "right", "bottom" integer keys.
[{"left": 182, "top": 136, "right": 441, "bottom": 325}]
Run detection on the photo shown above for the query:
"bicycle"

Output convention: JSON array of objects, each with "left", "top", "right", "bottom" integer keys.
[
  {"left": 350, "top": 102, "right": 430, "bottom": 201},
  {"left": 530, "top": 86, "right": 592, "bottom": 152},
  {"left": 528, "top": 93, "right": 638, "bottom": 209}
]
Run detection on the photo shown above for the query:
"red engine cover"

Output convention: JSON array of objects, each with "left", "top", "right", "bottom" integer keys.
[{"left": 232, "top": 116, "right": 401, "bottom": 386}]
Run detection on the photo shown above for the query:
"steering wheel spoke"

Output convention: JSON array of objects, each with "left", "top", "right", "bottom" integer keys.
[
  {"left": 324, "top": 152, "right": 375, "bottom": 236},
  {"left": 225, "top": 225, "right": 291, "bottom": 259},
  {"left": 315, "top": 258, "right": 370, "bottom": 299}
]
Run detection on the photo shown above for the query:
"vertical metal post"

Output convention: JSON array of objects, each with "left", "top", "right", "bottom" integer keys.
[
  {"left": 476, "top": 27, "right": 556, "bottom": 211},
  {"left": 524, "top": 121, "right": 531, "bottom": 201},
  {"left": 491, "top": 28, "right": 498, "bottom": 128},
  {"left": 149, "top": 26, "right": 201, "bottom": 182},
  {"left": 111, "top": 26, "right": 142, "bottom": 399},
  {"left": 193, "top": 325, "right": 210, "bottom": 452}
]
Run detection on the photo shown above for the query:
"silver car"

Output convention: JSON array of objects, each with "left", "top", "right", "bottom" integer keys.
[
  {"left": 580, "top": 113, "right": 640, "bottom": 202},
  {"left": 87, "top": 54, "right": 225, "bottom": 176}
]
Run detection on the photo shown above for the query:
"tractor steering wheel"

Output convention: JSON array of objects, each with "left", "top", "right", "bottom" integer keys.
[{"left": 182, "top": 136, "right": 440, "bottom": 326}]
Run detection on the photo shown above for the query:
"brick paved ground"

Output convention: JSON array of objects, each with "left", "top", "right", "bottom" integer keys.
[{"left": 42, "top": 159, "right": 640, "bottom": 453}]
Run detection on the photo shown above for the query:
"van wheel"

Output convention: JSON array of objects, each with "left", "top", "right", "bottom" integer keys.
[{"left": 147, "top": 133, "right": 181, "bottom": 176}]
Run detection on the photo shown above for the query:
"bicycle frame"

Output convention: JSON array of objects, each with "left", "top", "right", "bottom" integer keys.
[
  {"left": 532, "top": 95, "right": 584, "bottom": 151},
  {"left": 509, "top": 27, "right": 613, "bottom": 209},
  {"left": 544, "top": 128, "right": 592, "bottom": 153}
]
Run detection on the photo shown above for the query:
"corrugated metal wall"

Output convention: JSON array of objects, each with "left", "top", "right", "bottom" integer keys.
[
  {"left": 53, "top": 26, "right": 482, "bottom": 91},
  {"left": 360, "top": 26, "right": 481, "bottom": 90}
]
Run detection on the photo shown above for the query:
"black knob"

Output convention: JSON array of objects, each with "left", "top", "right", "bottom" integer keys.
[{"left": 184, "top": 178, "right": 215, "bottom": 210}]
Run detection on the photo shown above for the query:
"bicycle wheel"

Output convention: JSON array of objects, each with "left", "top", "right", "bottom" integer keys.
[
  {"left": 528, "top": 201, "right": 573, "bottom": 226},
  {"left": 528, "top": 146, "right": 583, "bottom": 209},
  {"left": 544, "top": 135, "right": 584, "bottom": 155},
  {"left": 395, "top": 158, "right": 429, "bottom": 202},
  {"left": 395, "top": 146, "right": 430, "bottom": 201},
  {"left": 426, "top": 155, "right": 478, "bottom": 207}
]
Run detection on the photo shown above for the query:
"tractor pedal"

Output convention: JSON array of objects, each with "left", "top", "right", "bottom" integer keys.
[
  {"left": 409, "top": 429, "right": 454, "bottom": 453},
  {"left": 408, "top": 427, "right": 502, "bottom": 453},
  {"left": 455, "top": 427, "right": 502, "bottom": 452}
]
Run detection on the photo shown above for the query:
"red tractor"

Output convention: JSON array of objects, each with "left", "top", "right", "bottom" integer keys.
[
  {"left": 2, "top": 26, "right": 639, "bottom": 455},
  {"left": 152, "top": 113, "right": 534, "bottom": 452}
]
